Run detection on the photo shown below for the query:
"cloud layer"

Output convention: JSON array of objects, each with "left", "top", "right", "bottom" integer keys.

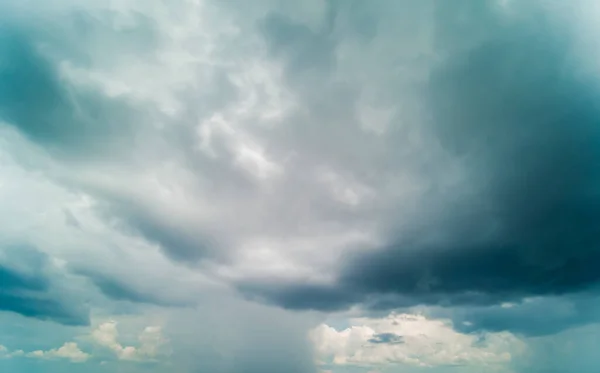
[
  {"left": 311, "top": 313, "right": 525, "bottom": 368},
  {"left": 2, "top": 0, "right": 600, "bottom": 372}
]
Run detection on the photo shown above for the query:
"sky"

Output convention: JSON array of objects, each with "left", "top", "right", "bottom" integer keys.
[{"left": 1, "top": 0, "right": 600, "bottom": 372}]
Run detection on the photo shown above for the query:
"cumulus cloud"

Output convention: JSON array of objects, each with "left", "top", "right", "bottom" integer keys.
[
  {"left": 91, "top": 321, "right": 168, "bottom": 362},
  {"left": 0, "top": 341, "right": 89, "bottom": 363},
  {"left": 310, "top": 312, "right": 526, "bottom": 368},
  {"left": 26, "top": 342, "right": 90, "bottom": 363},
  {"left": 0, "top": 317, "right": 174, "bottom": 366}
]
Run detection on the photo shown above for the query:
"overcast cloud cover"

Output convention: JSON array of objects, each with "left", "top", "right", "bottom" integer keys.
[{"left": 1, "top": 0, "right": 600, "bottom": 372}]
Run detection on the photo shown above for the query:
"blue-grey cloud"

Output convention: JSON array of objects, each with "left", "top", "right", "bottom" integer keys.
[
  {"left": 81, "top": 270, "right": 192, "bottom": 307},
  {"left": 339, "top": 0, "right": 600, "bottom": 303},
  {"left": 233, "top": 0, "right": 600, "bottom": 337},
  {"left": 3, "top": 0, "right": 600, "bottom": 361},
  {"left": 260, "top": 9, "right": 336, "bottom": 78},
  {"left": 0, "top": 19, "right": 151, "bottom": 159},
  {"left": 428, "top": 290, "right": 600, "bottom": 337},
  {"left": 0, "top": 263, "right": 47, "bottom": 293},
  {"left": 238, "top": 282, "right": 361, "bottom": 312},
  {"left": 0, "top": 246, "right": 88, "bottom": 326}
]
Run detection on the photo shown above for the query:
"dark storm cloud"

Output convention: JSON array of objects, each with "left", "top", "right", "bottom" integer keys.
[
  {"left": 340, "top": 1, "right": 600, "bottom": 304},
  {"left": 238, "top": 282, "right": 361, "bottom": 312},
  {"left": 0, "top": 246, "right": 89, "bottom": 326},
  {"left": 238, "top": 0, "right": 600, "bottom": 331}
]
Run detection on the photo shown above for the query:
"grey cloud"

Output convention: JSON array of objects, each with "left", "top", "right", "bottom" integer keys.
[
  {"left": 0, "top": 17, "right": 154, "bottom": 159},
  {"left": 340, "top": 0, "right": 600, "bottom": 303},
  {"left": 0, "top": 293, "right": 87, "bottom": 327},
  {"left": 106, "top": 203, "right": 216, "bottom": 264},
  {"left": 0, "top": 264, "right": 47, "bottom": 293},
  {"left": 236, "top": 0, "right": 600, "bottom": 334},
  {"left": 88, "top": 193, "right": 228, "bottom": 265},
  {"left": 0, "top": 246, "right": 89, "bottom": 326},
  {"left": 81, "top": 270, "right": 192, "bottom": 307},
  {"left": 260, "top": 9, "right": 336, "bottom": 78},
  {"left": 3, "top": 0, "right": 600, "bottom": 342},
  {"left": 238, "top": 282, "right": 361, "bottom": 312},
  {"left": 433, "top": 291, "right": 600, "bottom": 337}
]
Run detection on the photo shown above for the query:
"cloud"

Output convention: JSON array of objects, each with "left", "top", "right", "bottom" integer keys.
[
  {"left": 426, "top": 290, "right": 600, "bottom": 337},
  {"left": 26, "top": 342, "right": 90, "bottom": 363},
  {"left": 336, "top": 1, "right": 600, "bottom": 304},
  {"left": 310, "top": 312, "right": 526, "bottom": 368},
  {"left": 80, "top": 270, "right": 194, "bottom": 307},
  {"left": 91, "top": 321, "right": 168, "bottom": 362},
  {"left": 0, "top": 341, "right": 89, "bottom": 363},
  {"left": 0, "top": 245, "right": 89, "bottom": 326},
  {"left": 2, "top": 2, "right": 600, "bottom": 373},
  {"left": 231, "top": 0, "right": 600, "bottom": 324},
  {"left": 0, "top": 24, "right": 142, "bottom": 158}
]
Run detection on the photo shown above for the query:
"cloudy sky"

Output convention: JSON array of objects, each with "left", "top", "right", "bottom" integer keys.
[{"left": 1, "top": 0, "right": 600, "bottom": 372}]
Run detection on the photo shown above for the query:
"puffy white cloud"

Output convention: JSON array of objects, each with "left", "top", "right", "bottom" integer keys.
[
  {"left": 91, "top": 321, "right": 168, "bottom": 361},
  {"left": 310, "top": 313, "right": 526, "bottom": 368},
  {"left": 26, "top": 342, "right": 90, "bottom": 363}
]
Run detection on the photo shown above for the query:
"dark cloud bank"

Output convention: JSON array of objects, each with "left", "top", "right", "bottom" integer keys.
[{"left": 240, "top": 0, "right": 600, "bottom": 336}]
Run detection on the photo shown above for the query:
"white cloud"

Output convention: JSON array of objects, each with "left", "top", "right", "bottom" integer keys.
[
  {"left": 0, "top": 0, "right": 597, "bottom": 311},
  {"left": 310, "top": 313, "right": 527, "bottom": 368},
  {"left": 9, "top": 350, "right": 24, "bottom": 358},
  {"left": 0, "top": 0, "right": 467, "bottom": 319},
  {"left": 0, "top": 130, "right": 219, "bottom": 307},
  {"left": 91, "top": 321, "right": 168, "bottom": 361},
  {"left": 26, "top": 342, "right": 90, "bottom": 363},
  {"left": 1, "top": 0, "right": 397, "bottom": 289}
]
